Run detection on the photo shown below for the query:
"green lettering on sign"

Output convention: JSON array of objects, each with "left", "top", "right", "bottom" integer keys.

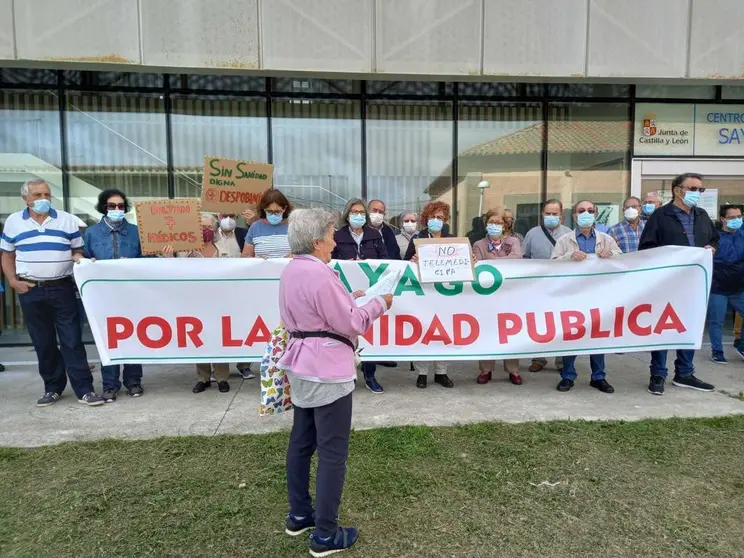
[
  {"left": 434, "top": 282, "right": 463, "bottom": 296},
  {"left": 471, "top": 265, "right": 503, "bottom": 295},
  {"left": 394, "top": 266, "right": 424, "bottom": 296},
  {"left": 358, "top": 262, "right": 389, "bottom": 287},
  {"left": 332, "top": 262, "right": 353, "bottom": 293}
]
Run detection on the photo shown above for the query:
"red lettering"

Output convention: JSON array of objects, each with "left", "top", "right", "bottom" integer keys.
[
  {"left": 525, "top": 312, "right": 555, "bottom": 343},
  {"left": 654, "top": 303, "right": 687, "bottom": 334},
  {"left": 628, "top": 304, "right": 653, "bottom": 336},
  {"left": 244, "top": 316, "right": 271, "bottom": 346},
  {"left": 497, "top": 313, "right": 522, "bottom": 344},
  {"left": 379, "top": 314, "right": 389, "bottom": 346},
  {"left": 361, "top": 325, "right": 373, "bottom": 345},
  {"left": 137, "top": 316, "right": 172, "bottom": 349},
  {"left": 395, "top": 315, "right": 422, "bottom": 346},
  {"left": 107, "top": 317, "right": 133, "bottom": 349},
  {"left": 613, "top": 306, "right": 625, "bottom": 337},
  {"left": 590, "top": 308, "right": 611, "bottom": 338},
  {"left": 421, "top": 315, "right": 452, "bottom": 345},
  {"left": 221, "top": 316, "right": 243, "bottom": 347},
  {"left": 560, "top": 310, "right": 585, "bottom": 341},
  {"left": 177, "top": 316, "right": 203, "bottom": 348},
  {"left": 453, "top": 314, "right": 479, "bottom": 345}
]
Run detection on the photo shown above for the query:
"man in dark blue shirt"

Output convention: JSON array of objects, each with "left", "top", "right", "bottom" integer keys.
[{"left": 639, "top": 172, "right": 718, "bottom": 396}]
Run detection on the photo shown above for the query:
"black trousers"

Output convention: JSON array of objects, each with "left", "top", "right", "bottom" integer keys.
[{"left": 286, "top": 392, "right": 353, "bottom": 538}]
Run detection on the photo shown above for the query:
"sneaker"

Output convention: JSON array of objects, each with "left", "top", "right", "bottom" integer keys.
[
  {"left": 508, "top": 373, "right": 523, "bottom": 386},
  {"left": 237, "top": 364, "right": 255, "bottom": 380},
  {"left": 590, "top": 379, "right": 615, "bottom": 393},
  {"left": 416, "top": 375, "right": 427, "bottom": 389},
  {"left": 711, "top": 353, "right": 728, "bottom": 365},
  {"left": 218, "top": 381, "right": 230, "bottom": 393},
  {"left": 556, "top": 378, "right": 574, "bottom": 392},
  {"left": 77, "top": 392, "right": 105, "bottom": 406},
  {"left": 309, "top": 527, "right": 358, "bottom": 557},
  {"left": 127, "top": 384, "right": 144, "bottom": 397},
  {"left": 285, "top": 513, "right": 315, "bottom": 537},
  {"left": 364, "top": 377, "right": 384, "bottom": 393},
  {"left": 101, "top": 388, "right": 118, "bottom": 403},
  {"left": 672, "top": 374, "right": 715, "bottom": 392},
  {"left": 434, "top": 374, "right": 454, "bottom": 388},
  {"left": 36, "top": 392, "right": 60, "bottom": 407},
  {"left": 736, "top": 346, "right": 744, "bottom": 361},
  {"left": 648, "top": 375, "right": 665, "bottom": 396},
  {"left": 193, "top": 381, "right": 211, "bottom": 393},
  {"left": 476, "top": 370, "right": 492, "bottom": 384}
]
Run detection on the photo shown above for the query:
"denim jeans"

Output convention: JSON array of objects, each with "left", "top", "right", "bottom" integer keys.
[
  {"left": 707, "top": 292, "right": 744, "bottom": 356},
  {"left": 361, "top": 362, "right": 376, "bottom": 381},
  {"left": 561, "top": 354, "right": 605, "bottom": 381},
  {"left": 650, "top": 350, "right": 695, "bottom": 379},
  {"left": 18, "top": 280, "right": 93, "bottom": 398},
  {"left": 287, "top": 392, "right": 352, "bottom": 539},
  {"left": 101, "top": 364, "right": 143, "bottom": 391}
]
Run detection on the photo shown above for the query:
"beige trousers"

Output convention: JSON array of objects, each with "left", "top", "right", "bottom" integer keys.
[
  {"left": 196, "top": 363, "right": 229, "bottom": 382},
  {"left": 479, "top": 359, "right": 519, "bottom": 374}
]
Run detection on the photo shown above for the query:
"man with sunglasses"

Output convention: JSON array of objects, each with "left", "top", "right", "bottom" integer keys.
[
  {"left": 639, "top": 172, "right": 718, "bottom": 395},
  {"left": 552, "top": 200, "right": 622, "bottom": 393}
]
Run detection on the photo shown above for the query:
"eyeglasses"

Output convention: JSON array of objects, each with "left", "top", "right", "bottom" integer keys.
[
  {"left": 403, "top": 219, "right": 417, "bottom": 223},
  {"left": 349, "top": 210, "right": 366, "bottom": 216},
  {"left": 106, "top": 203, "right": 126, "bottom": 210},
  {"left": 265, "top": 209, "right": 284, "bottom": 216},
  {"left": 576, "top": 208, "right": 596, "bottom": 214},
  {"left": 683, "top": 186, "right": 706, "bottom": 193}
]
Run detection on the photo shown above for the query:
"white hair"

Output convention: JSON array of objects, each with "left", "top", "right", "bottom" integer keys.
[
  {"left": 400, "top": 209, "right": 418, "bottom": 221},
  {"left": 21, "top": 179, "right": 49, "bottom": 197},
  {"left": 288, "top": 208, "right": 336, "bottom": 255}
]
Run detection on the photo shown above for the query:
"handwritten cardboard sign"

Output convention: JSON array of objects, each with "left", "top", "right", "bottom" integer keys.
[
  {"left": 135, "top": 199, "right": 203, "bottom": 255},
  {"left": 414, "top": 237, "right": 475, "bottom": 283},
  {"left": 201, "top": 156, "right": 273, "bottom": 213}
]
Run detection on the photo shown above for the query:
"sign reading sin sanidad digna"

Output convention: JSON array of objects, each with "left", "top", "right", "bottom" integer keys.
[{"left": 201, "top": 156, "right": 273, "bottom": 213}]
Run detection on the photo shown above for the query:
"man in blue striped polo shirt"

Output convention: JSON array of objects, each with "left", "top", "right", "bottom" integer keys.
[{"left": 0, "top": 179, "right": 104, "bottom": 407}]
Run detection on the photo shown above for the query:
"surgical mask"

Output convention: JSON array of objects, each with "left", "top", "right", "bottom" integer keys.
[
  {"left": 107, "top": 209, "right": 125, "bottom": 222},
  {"left": 202, "top": 228, "right": 215, "bottom": 243},
  {"left": 402, "top": 222, "right": 417, "bottom": 234},
  {"left": 486, "top": 224, "right": 503, "bottom": 237},
  {"left": 369, "top": 213, "right": 384, "bottom": 227},
  {"left": 576, "top": 212, "right": 595, "bottom": 228},
  {"left": 624, "top": 208, "right": 639, "bottom": 222},
  {"left": 727, "top": 217, "right": 743, "bottom": 230},
  {"left": 349, "top": 214, "right": 366, "bottom": 228},
  {"left": 682, "top": 191, "right": 700, "bottom": 207},
  {"left": 642, "top": 203, "right": 656, "bottom": 215},
  {"left": 266, "top": 214, "right": 282, "bottom": 226},
  {"left": 32, "top": 199, "right": 51, "bottom": 214},
  {"left": 427, "top": 218, "right": 444, "bottom": 232},
  {"left": 220, "top": 217, "right": 236, "bottom": 231},
  {"left": 543, "top": 215, "right": 560, "bottom": 229}
]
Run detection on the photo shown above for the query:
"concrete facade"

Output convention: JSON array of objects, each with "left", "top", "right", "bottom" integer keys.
[{"left": 2, "top": 0, "right": 744, "bottom": 80}]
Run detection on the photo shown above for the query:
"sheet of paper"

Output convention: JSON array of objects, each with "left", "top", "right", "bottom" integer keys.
[{"left": 355, "top": 267, "right": 402, "bottom": 307}]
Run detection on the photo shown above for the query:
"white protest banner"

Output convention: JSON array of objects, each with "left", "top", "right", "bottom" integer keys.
[
  {"left": 415, "top": 237, "right": 475, "bottom": 283},
  {"left": 74, "top": 246, "right": 711, "bottom": 365}
]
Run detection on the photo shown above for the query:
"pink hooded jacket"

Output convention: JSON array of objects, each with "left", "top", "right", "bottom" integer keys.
[{"left": 278, "top": 255, "right": 386, "bottom": 383}]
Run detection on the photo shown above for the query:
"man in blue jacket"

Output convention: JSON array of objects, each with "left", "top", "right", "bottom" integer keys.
[
  {"left": 638, "top": 172, "right": 717, "bottom": 396},
  {"left": 707, "top": 205, "right": 744, "bottom": 364}
]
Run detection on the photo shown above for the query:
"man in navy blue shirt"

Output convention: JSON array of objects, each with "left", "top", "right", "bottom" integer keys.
[{"left": 639, "top": 172, "right": 718, "bottom": 396}]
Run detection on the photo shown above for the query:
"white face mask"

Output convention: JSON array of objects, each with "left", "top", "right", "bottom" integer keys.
[
  {"left": 623, "top": 208, "right": 639, "bottom": 222},
  {"left": 369, "top": 213, "right": 384, "bottom": 227},
  {"left": 402, "top": 222, "right": 417, "bottom": 234},
  {"left": 220, "top": 217, "right": 236, "bottom": 231}
]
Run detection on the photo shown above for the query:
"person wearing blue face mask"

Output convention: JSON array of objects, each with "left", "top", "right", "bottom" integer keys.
[
  {"left": 552, "top": 200, "right": 622, "bottom": 395},
  {"left": 522, "top": 199, "right": 572, "bottom": 373},
  {"left": 641, "top": 191, "right": 662, "bottom": 221},
  {"left": 243, "top": 189, "right": 292, "bottom": 260},
  {"left": 706, "top": 205, "right": 744, "bottom": 364},
  {"left": 84, "top": 189, "right": 145, "bottom": 402},
  {"left": 639, "top": 172, "right": 718, "bottom": 395}
]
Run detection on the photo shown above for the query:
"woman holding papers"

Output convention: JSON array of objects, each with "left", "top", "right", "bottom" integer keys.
[
  {"left": 279, "top": 208, "right": 393, "bottom": 556},
  {"left": 404, "top": 201, "right": 456, "bottom": 389},
  {"left": 472, "top": 209, "right": 524, "bottom": 386}
]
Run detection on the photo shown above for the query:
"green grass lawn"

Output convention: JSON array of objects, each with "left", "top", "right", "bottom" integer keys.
[{"left": 2, "top": 416, "right": 744, "bottom": 558}]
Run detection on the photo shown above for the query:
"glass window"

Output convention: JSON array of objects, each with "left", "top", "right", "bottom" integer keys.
[
  {"left": 272, "top": 78, "right": 358, "bottom": 95},
  {"left": 366, "top": 100, "right": 452, "bottom": 225},
  {"left": 457, "top": 102, "right": 543, "bottom": 237},
  {"left": 66, "top": 92, "right": 168, "bottom": 224},
  {"left": 170, "top": 95, "right": 268, "bottom": 199},
  {"left": 172, "top": 74, "right": 266, "bottom": 92},
  {"left": 0, "top": 90, "right": 62, "bottom": 340},
  {"left": 547, "top": 103, "right": 631, "bottom": 228},
  {"left": 0, "top": 68, "right": 58, "bottom": 86},
  {"left": 546, "top": 83, "right": 630, "bottom": 98},
  {"left": 636, "top": 84, "right": 716, "bottom": 100},
  {"left": 272, "top": 99, "right": 361, "bottom": 211},
  {"left": 722, "top": 85, "right": 744, "bottom": 100},
  {"left": 366, "top": 81, "right": 444, "bottom": 96},
  {"left": 459, "top": 82, "right": 543, "bottom": 98}
]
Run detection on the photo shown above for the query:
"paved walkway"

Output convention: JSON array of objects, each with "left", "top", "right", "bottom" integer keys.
[{"left": 1, "top": 343, "right": 743, "bottom": 447}]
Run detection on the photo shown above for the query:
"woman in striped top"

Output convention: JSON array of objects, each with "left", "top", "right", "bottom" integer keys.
[{"left": 242, "top": 189, "right": 292, "bottom": 259}]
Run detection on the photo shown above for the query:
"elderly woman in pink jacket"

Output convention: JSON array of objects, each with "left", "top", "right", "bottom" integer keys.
[{"left": 278, "top": 208, "right": 393, "bottom": 556}]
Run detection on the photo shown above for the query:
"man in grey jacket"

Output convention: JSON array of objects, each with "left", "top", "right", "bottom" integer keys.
[{"left": 522, "top": 199, "right": 572, "bottom": 373}]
